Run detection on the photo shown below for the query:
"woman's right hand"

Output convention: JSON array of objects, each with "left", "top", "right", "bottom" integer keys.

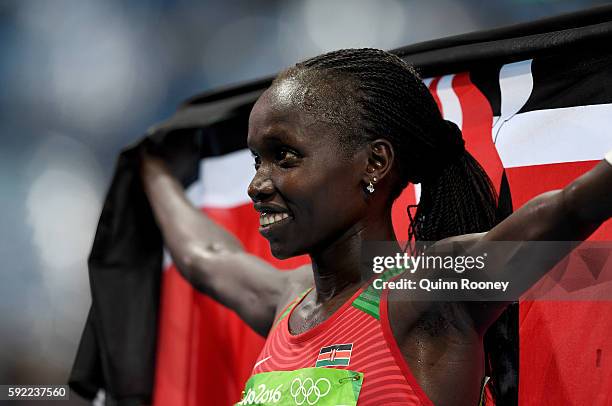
[{"left": 139, "top": 134, "right": 200, "bottom": 185}]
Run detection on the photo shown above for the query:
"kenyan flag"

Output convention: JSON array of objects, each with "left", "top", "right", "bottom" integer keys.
[{"left": 315, "top": 344, "right": 353, "bottom": 368}]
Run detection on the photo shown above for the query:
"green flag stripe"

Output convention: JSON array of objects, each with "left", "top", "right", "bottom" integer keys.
[{"left": 315, "top": 359, "right": 351, "bottom": 367}]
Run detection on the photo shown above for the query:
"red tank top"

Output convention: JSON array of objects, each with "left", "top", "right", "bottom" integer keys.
[{"left": 250, "top": 270, "right": 434, "bottom": 405}]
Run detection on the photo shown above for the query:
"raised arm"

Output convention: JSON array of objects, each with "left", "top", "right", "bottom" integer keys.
[
  {"left": 485, "top": 154, "right": 612, "bottom": 243},
  {"left": 140, "top": 149, "right": 310, "bottom": 336},
  {"left": 468, "top": 152, "right": 612, "bottom": 326}
]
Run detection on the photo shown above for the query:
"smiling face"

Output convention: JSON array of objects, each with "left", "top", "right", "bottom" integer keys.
[{"left": 247, "top": 76, "right": 370, "bottom": 259}]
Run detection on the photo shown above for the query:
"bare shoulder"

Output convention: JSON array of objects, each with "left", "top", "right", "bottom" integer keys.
[
  {"left": 274, "top": 264, "right": 313, "bottom": 316},
  {"left": 431, "top": 232, "right": 487, "bottom": 251},
  {"left": 388, "top": 232, "right": 488, "bottom": 328}
]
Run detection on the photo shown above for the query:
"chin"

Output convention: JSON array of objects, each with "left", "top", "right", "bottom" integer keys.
[{"left": 269, "top": 242, "right": 303, "bottom": 260}]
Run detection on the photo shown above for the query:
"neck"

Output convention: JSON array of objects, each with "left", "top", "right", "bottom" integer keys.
[{"left": 309, "top": 209, "right": 399, "bottom": 302}]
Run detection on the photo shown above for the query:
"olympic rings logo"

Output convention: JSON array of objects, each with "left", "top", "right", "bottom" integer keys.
[{"left": 289, "top": 377, "right": 331, "bottom": 405}]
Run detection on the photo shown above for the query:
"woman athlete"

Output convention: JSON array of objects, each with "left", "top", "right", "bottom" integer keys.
[{"left": 140, "top": 49, "right": 612, "bottom": 405}]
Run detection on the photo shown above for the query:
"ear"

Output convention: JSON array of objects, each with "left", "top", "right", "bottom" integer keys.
[{"left": 363, "top": 138, "right": 395, "bottom": 188}]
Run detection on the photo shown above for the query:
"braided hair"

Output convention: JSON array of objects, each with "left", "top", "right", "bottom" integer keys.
[
  {"left": 279, "top": 48, "right": 497, "bottom": 241},
  {"left": 277, "top": 48, "right": 515, "bottom": 404}
]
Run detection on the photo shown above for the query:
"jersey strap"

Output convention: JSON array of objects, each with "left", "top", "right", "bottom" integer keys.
[
  {"left": 271, "top": 287, "right": 312, "bottom": 330},
  {"left": 351, "top": 267, "right": 405, "bottom": 319}
]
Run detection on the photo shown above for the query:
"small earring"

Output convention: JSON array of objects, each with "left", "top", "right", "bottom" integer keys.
[{"left": 367, "top": 177, "right": 377, "bottom": 194}]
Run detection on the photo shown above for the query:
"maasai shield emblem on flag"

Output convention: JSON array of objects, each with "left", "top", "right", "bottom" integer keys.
[{"left": 70, "top": 6, "right": 612, "bottom": 406}]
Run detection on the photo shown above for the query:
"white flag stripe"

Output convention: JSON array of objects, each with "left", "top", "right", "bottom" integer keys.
[
  {"left": 413, "top": 183, "right": 421, "bottom": 204},
  {"left": 199, "top": 149, "right": 255, "bottom": 207},
  {"left": 494, "top": 59, "right": 534, "bottom": 142},
  {"left": 162, "top": 248, "right": 172, "bottom": 270},
  {"left": 495, "top": 103, "right": 612, "bottom": 168},
  {"left": 192, "top": 151, "right": 425, "bottom": 209},
  {"left": 436, "top": 74, "right": 463, "bottom": 129},
  {"left": 499, "top": 59, "right": 533, "bottom": 121}
]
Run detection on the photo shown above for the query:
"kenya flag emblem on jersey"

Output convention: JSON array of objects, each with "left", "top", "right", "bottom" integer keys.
[{"left": 315, "top": 343, "right": 353, "bottom": 367}]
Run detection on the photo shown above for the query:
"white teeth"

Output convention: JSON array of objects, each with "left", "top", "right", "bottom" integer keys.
[{"left": 259, "top": 212, "right": 291, "bottom": 227}]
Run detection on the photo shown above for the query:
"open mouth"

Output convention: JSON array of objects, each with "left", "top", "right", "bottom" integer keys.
[{"left": 259, "top": 212, "right": 292, "bottom": 228}]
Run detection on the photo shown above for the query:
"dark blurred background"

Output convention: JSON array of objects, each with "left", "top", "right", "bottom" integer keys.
[{"left": 0, "top": 0, "right": 609, "bottom": 404}]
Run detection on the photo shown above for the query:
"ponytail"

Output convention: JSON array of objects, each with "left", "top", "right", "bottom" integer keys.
[
  {"left": 408, "top": 120, "right": 518, "bottom": 405},
  {"left": 408, "top": 134, "right": 498, "bottom": 242}
]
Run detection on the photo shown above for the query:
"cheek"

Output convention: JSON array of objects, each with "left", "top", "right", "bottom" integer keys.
[
  {"left": 268, "top": 165, "right": 364, "bottom": 257},
  {"left": 273, "top": 155, "right": 364, "bottom": 222},
  {"left": 305, "top": 166, "right": 364, "bottom": 222}
]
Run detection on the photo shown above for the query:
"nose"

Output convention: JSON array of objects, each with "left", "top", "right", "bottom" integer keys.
[{"left": 247, "top": 171, "right": 274, "bottom": 202}]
